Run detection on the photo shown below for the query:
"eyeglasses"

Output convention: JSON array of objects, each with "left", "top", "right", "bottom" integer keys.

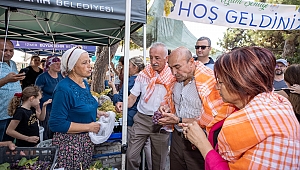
[
  {"left": 195, "top": 45, "right": 210, "bottom": 50},
  {"left": 66, "top": 47, "right": 79, "bottom": 72}
]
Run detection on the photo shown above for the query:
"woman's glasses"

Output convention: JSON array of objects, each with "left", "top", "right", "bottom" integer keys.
[{"left": 195, "top": 45, "right": 210, "bottom": 50}]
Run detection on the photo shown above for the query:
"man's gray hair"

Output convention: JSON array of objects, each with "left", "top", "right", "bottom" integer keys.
[
  {"left": 150, "top": 42, "right": 168, "bottom": 58},
  {"left": 197, "top": 37, "right": 211, "bottom": 46}
]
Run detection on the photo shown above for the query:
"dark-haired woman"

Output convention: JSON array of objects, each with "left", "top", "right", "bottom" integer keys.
[{"left": 20, "top": 55, "right": 43, "bottom": 89}]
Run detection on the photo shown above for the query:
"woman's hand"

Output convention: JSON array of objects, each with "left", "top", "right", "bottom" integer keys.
[
  {"left": 89, "top": 122, "right": 101, "bottom": 133},
  {"left": 115, "top": 102, "right": 123, "bottom": 113},
  {"left": 182, "top": 121, "right": 205, "bottom": 145},
  {"left": 97, "top": 110, "right": 108, "bottom": 118},
  {"left": 182, "top": 121, "right": 213, "bottom": 158},
  {"left": 108, "top": 81, "right": 115, "bottom": 88},
  {"left": 290, "top": 84, "right": 300, "bottom": 94}
]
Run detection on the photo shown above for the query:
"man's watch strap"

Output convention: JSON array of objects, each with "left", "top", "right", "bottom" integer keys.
[{"left": 179, "top": 117, "right": 182, "bottom": 123}]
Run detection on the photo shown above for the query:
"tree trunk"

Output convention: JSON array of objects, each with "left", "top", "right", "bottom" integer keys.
[
  {"left": 91, "top": 43, "right": 119, "bottom": 93},
  {"left": 281, "top": 34, "right": 298, "bottom": 61}
]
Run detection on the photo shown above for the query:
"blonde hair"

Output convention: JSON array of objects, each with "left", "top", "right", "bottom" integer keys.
[
  {"left": 129, "top": 56, "right": 145, "bottom": 72},
  {"left": 8, "top": 86, "right": 42, "bottom": 116}
]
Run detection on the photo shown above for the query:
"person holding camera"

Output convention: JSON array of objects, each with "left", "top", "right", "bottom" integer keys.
[{"left": 0, "top": 39, "right": 24, "bottom": 142}]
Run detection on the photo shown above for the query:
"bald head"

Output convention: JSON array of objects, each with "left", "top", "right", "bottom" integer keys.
[
  {"left": 169, "top": 47, "right": 192, "bottom": 62},
  {"left": 0, "top": 38, "right": 14, "bottom": 63},
  {"left": 168, "top": 47, "right": 195, "bottom": 83}
]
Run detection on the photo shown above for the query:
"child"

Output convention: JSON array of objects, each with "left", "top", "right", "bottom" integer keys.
[{"left": 6, "top": 86, "right": 52, "bottom": 147}]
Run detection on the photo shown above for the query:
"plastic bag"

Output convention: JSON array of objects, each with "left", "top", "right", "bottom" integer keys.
[
  {"left": 89, "top": 111, "right": 116, "bottom": 144},
  {"left": 98, "top": 95, "right": 112, "bottom": 106}
]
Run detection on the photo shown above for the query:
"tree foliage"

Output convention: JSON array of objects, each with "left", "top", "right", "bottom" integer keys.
[{"left": 219, "top": 0, "right": 300, "bottom": 64}]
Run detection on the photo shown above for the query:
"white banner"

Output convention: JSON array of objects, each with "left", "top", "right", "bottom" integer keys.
[{"left": 164, "top": 0, "right": 300, "bottom": 30}]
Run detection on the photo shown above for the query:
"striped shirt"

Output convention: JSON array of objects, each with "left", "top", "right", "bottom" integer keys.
[{"left": 173, "top": 78, "right": 202, "bottom": 118}]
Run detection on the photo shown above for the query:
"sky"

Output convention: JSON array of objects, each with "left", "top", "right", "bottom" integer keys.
[
  {"left": 114, "top": 21, "right": 229, "bottom": 58},
  {"left": 184, "top": 21, "right": 228, "bottom": 50}
]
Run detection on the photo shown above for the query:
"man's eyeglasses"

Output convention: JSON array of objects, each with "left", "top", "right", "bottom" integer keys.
[{"left": 195, "top": 45, "right": 210, "bottom": 50}]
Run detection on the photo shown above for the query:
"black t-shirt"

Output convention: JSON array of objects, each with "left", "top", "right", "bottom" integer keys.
[
  {"left": 12, "top": 107, "right": 40, "bottom": 147},
  {"left": 20, "top": 66, "right": 43, "bottom": 89}
]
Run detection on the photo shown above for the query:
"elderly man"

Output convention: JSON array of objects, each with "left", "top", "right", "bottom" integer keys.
[
  {"left": 194, "top": 36, "right": 214, "bottom": 70},
  {"left": 159, "top": 47, "right": 234, "bottom": 170},
  {"left": 116, "top": 42, "right": 175, "bottom": 170},
  {"left": 0, "top": 39, "right": 25, "bottom": 141}
]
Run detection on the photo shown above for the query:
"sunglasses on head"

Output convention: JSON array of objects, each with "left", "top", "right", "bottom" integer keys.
[{"left": 195, "top": 45, "right": 210, "bottom": 50}]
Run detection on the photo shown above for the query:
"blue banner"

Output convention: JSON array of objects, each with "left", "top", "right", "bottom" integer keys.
[{"left": 11, "top": 40, "right": 96, "bottom": 52}]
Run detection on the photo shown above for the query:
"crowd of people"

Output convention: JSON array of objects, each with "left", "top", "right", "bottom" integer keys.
[{"left": 0, "top": 36, "right": 300, "bottom": 170}]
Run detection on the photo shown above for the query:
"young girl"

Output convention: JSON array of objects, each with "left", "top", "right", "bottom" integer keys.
[{"left": 6, "top": 86, "right": 52, "bottom": 147}]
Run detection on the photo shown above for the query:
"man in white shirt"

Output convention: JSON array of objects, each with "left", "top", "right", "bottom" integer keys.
[{"left": 116, "top": 42, "right": 175, "bottom": 170}]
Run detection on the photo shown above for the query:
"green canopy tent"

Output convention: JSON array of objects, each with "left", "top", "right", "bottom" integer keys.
[
  {"left": 0, "top": 1, "right": 146, "bottom": 45},
  {"left": 0, "top": 1, "right": 146, "bottom": 169}
]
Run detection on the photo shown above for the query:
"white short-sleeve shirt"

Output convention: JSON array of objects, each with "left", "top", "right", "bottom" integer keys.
[{"left": 130, "top": 77, "right": 167, "bottom": 116}]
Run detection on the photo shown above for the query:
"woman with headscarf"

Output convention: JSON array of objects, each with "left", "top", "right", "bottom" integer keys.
[
  {"left": 183, "top": 47, "right": 300, "bottom": 169},
  {"left": 35, "top": 56, "right": 64, "bottom": 140},
  {"left": 19, "top": 55, "right": 43, "bottom": 89},
  {"left": 49, "top": 46, "right": 106, "bottom": 169}
]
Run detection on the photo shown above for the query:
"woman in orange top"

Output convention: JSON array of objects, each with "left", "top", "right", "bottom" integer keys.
[{"left": 183, "top": 47, "right": 300, "bottom": 170}]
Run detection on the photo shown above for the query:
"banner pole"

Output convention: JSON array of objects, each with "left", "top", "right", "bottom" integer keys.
[{"left": 121, "top": 0, "right": 131, "bottom": 169}]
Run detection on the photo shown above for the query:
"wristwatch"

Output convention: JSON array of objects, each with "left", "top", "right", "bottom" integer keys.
[{"left": 178, "top": 117, "right": 182, "bottom": 124}]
